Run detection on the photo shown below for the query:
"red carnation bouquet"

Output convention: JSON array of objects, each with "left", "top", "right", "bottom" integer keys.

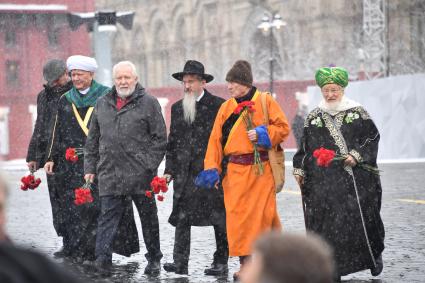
[
  {"left": 313, "top": 147, "right": 380, "bottom": 175},
  {"left": 74, "top": 182, "right": 94, "bottom": 205},
  {"left": 145, "top": 176, "right": 169, "bottom": 201},
  {"left": 233, "top": 101, "right": 263, "bottom": 175},
  {"left": 65, "top": 147, "right": 84, "bottom": 163},
  {"left": 20, "top": 172, "right": 42, "bottom": 191}
]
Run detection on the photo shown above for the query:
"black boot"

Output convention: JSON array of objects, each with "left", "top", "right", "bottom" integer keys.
[
  {"left": 371, "top": 254, "right": 383, "bottom": 276},
  {"left": 53, "top": 247, "right": 69, "bottom": 258},
  {"left": 144, "top": 261, "right": 161, "bottom": 275},
  {"left": 204, "top": 262, "right": 228, "bottom": 276},
  {"left": 163, "top": 262, "right": 188, "bottom": 275}
]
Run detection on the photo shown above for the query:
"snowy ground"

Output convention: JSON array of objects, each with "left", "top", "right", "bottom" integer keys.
[{"left": 2, "top": 159, "right": 425, "bottom": 282}]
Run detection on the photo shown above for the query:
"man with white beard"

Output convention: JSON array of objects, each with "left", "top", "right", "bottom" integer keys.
[
  {"left": 163, "top": 60, "right": 228, "bottom": 275},
  {"left": 293, "top": 66, "right": 384, "bottom": 281},
  {"left": 84, "top": 61, "right": 167, "bottom": 275}
]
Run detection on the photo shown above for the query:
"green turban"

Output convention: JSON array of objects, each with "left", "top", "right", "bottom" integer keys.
[{"left": 315, "top": 67, "right": 349, "bottom": 88}]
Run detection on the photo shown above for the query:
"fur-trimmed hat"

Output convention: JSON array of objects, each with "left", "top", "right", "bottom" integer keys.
[{"left": 225, "top": 60, "right": 253, "bottom": 87}]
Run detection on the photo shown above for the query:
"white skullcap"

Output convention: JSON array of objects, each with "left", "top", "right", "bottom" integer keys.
[{"left": 66, "top": 55, "right": 98, "bottom": 72}]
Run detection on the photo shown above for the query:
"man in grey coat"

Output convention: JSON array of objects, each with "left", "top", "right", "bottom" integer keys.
[{"left": 84, "top": 61, "right": 167, "bottom": 275}]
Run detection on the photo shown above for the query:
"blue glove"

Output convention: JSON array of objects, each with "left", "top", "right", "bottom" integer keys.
[
  {"left": 255, "top": 125, "right": 272, "bottom": 149},
  {"left": 195, "top": 169, "right": 220, "bottom": 189}
]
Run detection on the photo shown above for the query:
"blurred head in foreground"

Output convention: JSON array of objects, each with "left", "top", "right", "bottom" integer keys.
[{"left": 241, "top": 231, "right": 334, "bottom": 283}]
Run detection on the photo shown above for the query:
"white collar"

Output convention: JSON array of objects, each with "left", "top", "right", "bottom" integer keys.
[
  {"left": 318, "top": 96, "right": 362, "bottom": 115},
  {"left": 196, "top": 90, "right": 205, "bottom": 102},
  {"left": 78, "top": 87, "right": 90, "bottom": 95}
]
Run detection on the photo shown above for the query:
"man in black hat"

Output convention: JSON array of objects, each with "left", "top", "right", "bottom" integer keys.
[
  {"left": 163, "top": 60, "right": 228, "bottom": 275},
  {"left": 26, "top": 59, "right": 72, "bottom": 256}
]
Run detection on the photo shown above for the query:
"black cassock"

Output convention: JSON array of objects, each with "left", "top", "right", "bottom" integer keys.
[
  {"left": 47, "top": 96, "right": 138, "bottom": 260},
  {"left": 293, "top": 106, "right": 385, "bottom": 276},
  {"left": 165, "top": 90, "right": 225, "bottom": 227}
]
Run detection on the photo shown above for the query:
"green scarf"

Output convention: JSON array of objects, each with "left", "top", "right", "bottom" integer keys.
[{"left": 65, "top": 80, "right": 110, "bottom": 108}]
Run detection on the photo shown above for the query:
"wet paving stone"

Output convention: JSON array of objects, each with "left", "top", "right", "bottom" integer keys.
[{"left": 4, "top": 162, "right": 425, "bottom": 282}]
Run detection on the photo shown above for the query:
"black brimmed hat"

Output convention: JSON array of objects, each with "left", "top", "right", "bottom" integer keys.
[{"left": 172, "top": 60, "right": 214, "bottom": 83}]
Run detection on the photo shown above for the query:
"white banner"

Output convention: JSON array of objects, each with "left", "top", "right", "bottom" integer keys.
[{"left": 307, "top": 73, "right": 425, "bottom": 159}]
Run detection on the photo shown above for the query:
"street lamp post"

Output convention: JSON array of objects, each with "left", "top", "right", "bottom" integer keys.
[
  {"left": 68, "top": 11, "right": 135, "bottom": 86},
  {"left": 257, "top": 13, "right": 286, "bottom": 94}
]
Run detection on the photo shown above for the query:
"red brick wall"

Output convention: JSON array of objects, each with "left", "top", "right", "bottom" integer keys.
[{"left": 0, "top": 1, "right": 95, "bottom": 160}]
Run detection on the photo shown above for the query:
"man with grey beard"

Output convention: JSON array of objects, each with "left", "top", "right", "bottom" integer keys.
[
  {"left": 163, "top": 60, "right": 228, "bottom": 275},
  {"left": 84, "top": 61, "right": 167, "bottom": 275}
]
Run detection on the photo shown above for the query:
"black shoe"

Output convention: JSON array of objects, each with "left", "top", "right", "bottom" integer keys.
[
  {"left": 163, "top": 262, "right": 188, "bottom": 275},
  {"left": 371, "top": 254, "right": 383, "bottom": 276},
  {"left": 71, "top": 256, "right": 85, "bottom": 264},
  {"left": 204, "top": 263, "right": 228, "bottom": 276},
  {"left": 53, "top": 247, "right": 68, "bottom": 258},
  {"left": 84, "top": 259, "right": 112, "bottom": 271},
  {"left": 144, "top": 261, "right": 161, "bottom": 275}
]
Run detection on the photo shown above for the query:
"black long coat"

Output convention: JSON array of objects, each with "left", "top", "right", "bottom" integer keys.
[
  {"left": 165, "top": 90, "right": 225, "bottom": 227},
  {"left": 26, "top": 81, "right": 72, "bottom": 167},
  {"left": 26, "top": 81, "right": 72, "bottom": 236},
  {"left": 48, "top": 89, "right": 139, "bottom": 259},
  {"left": 293, "top": 106, "right": 385, "bottom": 276}
]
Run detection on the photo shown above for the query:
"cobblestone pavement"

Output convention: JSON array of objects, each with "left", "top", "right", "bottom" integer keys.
[{"left": 3, "top": 162, "right": 425, "bottom": 282}]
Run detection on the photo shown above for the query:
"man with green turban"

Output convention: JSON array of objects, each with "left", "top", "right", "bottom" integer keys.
[{"left": 293, "top": 66, "right": 385, "bottom": 281}]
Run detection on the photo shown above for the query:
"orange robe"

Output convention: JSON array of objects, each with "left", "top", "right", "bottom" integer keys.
[{"left": 204, "top": 90, "right": 290, "bottom": 256}]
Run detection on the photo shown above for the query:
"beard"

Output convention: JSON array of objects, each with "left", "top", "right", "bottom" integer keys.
[
  {"left": 182, "top": 91, "right": 199, "bottom": 124},
  {"left": 323, "top": 100, "right": 341, "bottom": 112},
  {"left": 117, "top": 85, "right": 136, "bottom": 98}
]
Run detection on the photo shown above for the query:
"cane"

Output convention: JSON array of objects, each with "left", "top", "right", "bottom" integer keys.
[{"left": 300, "top": 186, "right": 307, "bottom": 230}]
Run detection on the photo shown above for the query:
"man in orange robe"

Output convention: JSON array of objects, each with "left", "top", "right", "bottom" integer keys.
[{"left": 195, "top": 60, "right": 290, "bottom": 280}]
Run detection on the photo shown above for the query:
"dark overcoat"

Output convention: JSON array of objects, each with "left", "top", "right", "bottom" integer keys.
[
  {"left": 26, "top": 81, "right": 72, "bottom": 236},
  {"left": 165, "top": 90, "right": 225, "bottom": 227},
  {"left": 26, "top": 81, "right": 72, "bottom": 167},
  {"left": 48, "top": 88, "right": 139, "bottom": 259},
  {"left": 84, "top": 83, "right": 167, "bottom": 196},
  {"left": 293, "top": 106, "right": 385, "bottom": 276}
]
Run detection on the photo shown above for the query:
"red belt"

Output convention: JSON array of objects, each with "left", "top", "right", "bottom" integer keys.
[{"left": 228, "top": 151, "right": 269, "bottom": 165}]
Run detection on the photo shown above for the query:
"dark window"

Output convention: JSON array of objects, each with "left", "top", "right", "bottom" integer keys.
[
  {"left": 48, "top": 27, "right": 59, "bottom": 47},
  {"left": 5, "top": 30, "right": 16, "bottom": 47},
  {"left": 6, "top": 61, "right": 19, "bottom": 87}
]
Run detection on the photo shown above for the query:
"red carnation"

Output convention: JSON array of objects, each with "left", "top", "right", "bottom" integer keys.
[
  {"left": 20, "top": 172, "right": 42, "bottom": 190},
  {"left": 74, "top": 184, "right": 94, "bottom": 206},
  {"left": 150, "top": 176, "right": 168, "bottom": 195},
  {"left": 313, "top": 147, "right": 336, "bottom": 167},
  {"left": 145, "top": 190, "right": 153, "bottom": 198},
  {"left": 157, "top": 195, "right": 164, "bottom": 202},
  {"left": 65, "top": 147, "right": 83, "bottom": 163},
  {"left": 233, "top": 101, "right": 255, "bottom": 115}
]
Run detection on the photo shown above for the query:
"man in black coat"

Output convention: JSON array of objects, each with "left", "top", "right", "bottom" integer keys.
[
  {"left": 163, "top": 60, "right": 228, "bottom": 275},
  {"left": 26, "top": 59, "right": 72, "bottom": 256},
  {"left": 84, "top": 61, "right": 166, "bottom": 275}
]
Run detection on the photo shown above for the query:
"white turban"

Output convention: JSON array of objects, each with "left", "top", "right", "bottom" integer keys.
[{"left": 66, "top": 55, "right": 98, "bottom": 72}]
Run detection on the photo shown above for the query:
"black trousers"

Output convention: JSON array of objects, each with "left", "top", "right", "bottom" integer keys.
[
  {"left": 173, "top": 223, "right": 228, "bottom": 266},
  {"left": 95, "top": 194, "right": 162, "bottom": 263}
]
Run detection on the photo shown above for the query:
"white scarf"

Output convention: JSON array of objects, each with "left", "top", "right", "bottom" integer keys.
[{"left": 318, "top": 96, "right": 362, "bottom": 116}]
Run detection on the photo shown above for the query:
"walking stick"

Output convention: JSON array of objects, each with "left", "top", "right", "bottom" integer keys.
[{"left": 300, "top": 185, "right": 307, "bottom": 230}]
